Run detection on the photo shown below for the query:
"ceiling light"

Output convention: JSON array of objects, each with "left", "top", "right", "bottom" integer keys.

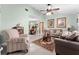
[{"left": 46, "top": 12, "right": 52, "bottom": 15}]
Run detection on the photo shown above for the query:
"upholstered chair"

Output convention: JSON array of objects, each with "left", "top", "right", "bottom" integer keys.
[{"left": 1, "top": 29, "right": 29, "bottom": 54}]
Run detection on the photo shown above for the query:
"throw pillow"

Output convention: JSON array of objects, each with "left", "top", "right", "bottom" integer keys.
[
  {"left": 62, "top": 31, "right": 72, "bottom": 37},
  {"left": 66, "top": 33, "right": 76, "bottom": 41}
]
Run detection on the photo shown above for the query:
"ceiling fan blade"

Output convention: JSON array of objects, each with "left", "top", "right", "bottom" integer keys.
[
  {"left": 43, "top": 12, "right": 54, "bottom": 15},
  {"left": 43, "top": 12, "right": 49, "bottom": 15},
  {"left": 43, "top": 13, "right": 46, "bottom": 15},
  {"left": 40, "top": 10, "right": 46, "bottom": 11},
  {"left": 52, "top": 8, "right": 60, "bottom": 11}
]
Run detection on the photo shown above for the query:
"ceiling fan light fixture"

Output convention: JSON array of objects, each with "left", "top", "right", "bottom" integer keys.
[
  {"left": 46, "top": 12, "right": 51, "bottom": 15},
  {"left": 40, "top": 4, "right": 59, "bottom": 15}
]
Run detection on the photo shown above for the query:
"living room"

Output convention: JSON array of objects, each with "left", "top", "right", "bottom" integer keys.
[{"left": 0, "top": 4, "right": 79, "bottom": 55}]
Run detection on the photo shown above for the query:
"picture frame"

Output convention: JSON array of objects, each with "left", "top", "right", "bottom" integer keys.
[
  {"left": 48, "top": 19, "right": 54, "bottom": 28},
  {"left": 57, "top": 17, "right": 66, "bottom": 28},
  {"left": 29, "top": 21, "right": 37, "bottom": 30},
  {"left": 29, "top": 21, "right": 38, "bottom": 35}
]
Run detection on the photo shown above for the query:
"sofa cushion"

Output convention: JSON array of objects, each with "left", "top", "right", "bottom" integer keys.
[
  {"left": 61, "top": 31, "right": 77, "bottom": 41},
  {"left": 66, "top": 33, "right": 76, "bottom": 41},
  {"left": 62, "top": 31, "right": 72, "bottom": 37}
]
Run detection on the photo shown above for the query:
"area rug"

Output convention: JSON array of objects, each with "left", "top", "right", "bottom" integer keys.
[{"left": 32, "top": 38, "right": 55, "bottom": 52}]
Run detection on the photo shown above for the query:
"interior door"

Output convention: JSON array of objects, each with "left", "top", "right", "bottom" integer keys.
[{"left": 39, "top": 22, "right": 44, "bottom": 34}]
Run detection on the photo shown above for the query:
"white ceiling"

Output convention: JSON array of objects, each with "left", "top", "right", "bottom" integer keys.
[{"left": 30, "top": 4, "right": 79, "bottom": 15}]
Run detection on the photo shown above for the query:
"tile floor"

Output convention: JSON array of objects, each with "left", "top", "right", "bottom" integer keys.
[
  {"left": 26, "top": 35, "right": 56, "bottom": 55},
  {"left": 26, "top": 43, "right": 56, "bottom": 55}
]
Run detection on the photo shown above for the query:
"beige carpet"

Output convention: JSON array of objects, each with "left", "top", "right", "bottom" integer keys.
[{"left": 32, "top": 38, "right": 55, "bottom": 52}]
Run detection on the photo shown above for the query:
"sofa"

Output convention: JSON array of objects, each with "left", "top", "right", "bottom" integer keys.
[
  {"left": 54, "top": 38, "right": 79, "bottom": 55},
  {"left": 1, "top": 29, "right": 29, "bottom": 54}
]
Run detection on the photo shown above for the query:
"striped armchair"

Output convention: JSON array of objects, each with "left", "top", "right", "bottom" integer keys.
[{"left": 1, "top": 29, "right": 29, "bottom": 53}]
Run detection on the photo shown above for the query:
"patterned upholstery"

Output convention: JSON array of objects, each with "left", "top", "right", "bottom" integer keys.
[
  {"left": 1, "top": 29, "right": 29, "bottom": 53},
  {"left": 49, "top": 29, "right": 62, "bottom": 36},
  {"left": 6, "top": 29, "right": 19, "bottom": 39}
]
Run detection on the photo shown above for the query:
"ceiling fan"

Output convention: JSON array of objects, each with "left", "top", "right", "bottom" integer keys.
[{"left": 40, "top": 4, "right": 60, "bottom": 15}]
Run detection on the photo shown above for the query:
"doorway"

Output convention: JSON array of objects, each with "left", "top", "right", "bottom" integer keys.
[
  {"left": 39, "top": 22, "right": 44, "bottom": 34},
  {"left": 29, "top": 21, "right": 44, "bottom": 35}
]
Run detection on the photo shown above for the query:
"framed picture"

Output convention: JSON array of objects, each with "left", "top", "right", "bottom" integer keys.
[
  {"left": 29, "top": 21, "right": 38, "bottom": 35},
  {"left": 48, "top": 19, "right": 54, "bottom": 28},
  {"left": 57, "top": 17, "right": 66, "bottom": 28}
]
